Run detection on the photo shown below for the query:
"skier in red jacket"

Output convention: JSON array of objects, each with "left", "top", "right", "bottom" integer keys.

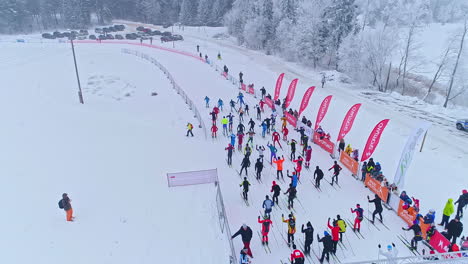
[
  {"left": 211, "top": 124, "right": 218, "bottom": 138},
  {"left": 259, "top": 99, "right": 265, "bottom": 112},
  {"left": 304, "top": 146, "right": 312, "bottom": 168},
  {"left": 282, "top": 126, "right": 289, "bottom": 141},
  {"left": 258, "top": 215, "right": 273, "bottom": 245},
  {"left": 293, "top": 156, "right": 304, "bottom": 178},
  {"left": 327, "top": 218, "right": 340, "bottom": 254},
  {"left": 272, "top": 130, "right": 282, "bottom": 149},
  {"left": 238, "top": 132, "right": 244, "bottom": 151},
  {"left": 328, "top": 161, "right": 342, "bottom": 186},
  {"left": 290, "top": 244, "right": 305, "bottom": 264}
]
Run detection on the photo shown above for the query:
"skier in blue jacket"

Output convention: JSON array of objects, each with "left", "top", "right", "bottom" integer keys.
[
  {"left": 204, "top": 96, "right": 210, "bottom": 108},
  {"left": 230, "top": 133, "right": 236, "bottom": 147},
  {"left": 267, "top": 142, "right": 277, "bottom": 164},
  {"left": 262, "top": 195, "right": 275, "bottom": 217},
  {"left": 237, "top": 92, "right": 245, "bottom": 107},
  {"left": 287, "top": 170, "right": 298, "bottom": 188},
  {"left": 260, "top": 121, "right": 267, "bottom": 138},
  {"left": 218, "top": 98, "right": 224, "bottom": 111}
]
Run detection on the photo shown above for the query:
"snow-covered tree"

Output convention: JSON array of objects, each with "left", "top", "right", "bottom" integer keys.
[{"left": 179, "top": 0, "right": 199, "bottom": 25}]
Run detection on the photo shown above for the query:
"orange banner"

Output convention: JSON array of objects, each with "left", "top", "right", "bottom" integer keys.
[
  {"left": 397, "top": 199, "right": 416, "bottom": 226},
  {"left": 365, "top": 175, "right": 389, "bottom": 203},
  {"left": 340, "top": 151, "right": 359, "bottom": 175}
]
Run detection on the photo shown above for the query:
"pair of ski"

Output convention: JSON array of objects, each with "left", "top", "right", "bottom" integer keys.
[
  {"left": 323, "top": 177, "right": 340, "bottom": 191},
  {"left": 344, "top": 219, "right": 365, "bottom": 239},
  {"left": 310, "top": 179, "right": 322, "bottom": 192},
  {"left": 257, "top": 231, "right": 272, "bottom": 253},
  {"left": 364, "top": 216, "right": 390, "bottom": 231},
  {"left": 240, "top": 191, "right": 250, "bottom": 206},
  {"left": 295, "top": 238, "right": 316, "bottom": 264},
  {"left": 397, "top": 234, "right": 420, "bottom": 256}
]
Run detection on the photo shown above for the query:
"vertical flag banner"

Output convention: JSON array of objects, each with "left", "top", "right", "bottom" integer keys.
[
  {"left": 274, "top": 73, "right": 285, "bottom": 101},
  {"left": 314, "top": 95, "right": 333, "bottom": 130},
  {"left": 298, "top": 86, "right": 316, "bottom": 117},
  {"left": 360, "top": 119, "right": 390, "bottom": 162},
  {"left": 393, "top": 122, "right": 431, "bottom": 190},
  {"left": 284, "top": 79, "right": 298, "bottom": 108},
  {"left": 337, "top": 103, "right": 362, "bottom": 142}
]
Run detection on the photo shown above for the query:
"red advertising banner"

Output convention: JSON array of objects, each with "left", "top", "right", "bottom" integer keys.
[
  {"left": 364, "top": 174, "right": 389, "bottom": 203},
  {"left": 264, "top": 97, "right": 274, "bottom": 109},
  {"left": 429, "top": 230, "right": 451, "bottom": 253},
  {"left": 397, "top": 199, "right": 416, "bottom": 226},
  {"left": 241, "top": 83, "right": 247, "bottom": 91},
  {"left": 274, "top": 73, "right": 285, "bottom": 101},
  {"left": 314, "top": 95, "right": 333, "bottom": 130},
  {"left": 340, "top": 151, "right": 359, "bottom": 175},
  {"left": 337, "top": 103, "right": 362, "bottom": 142},
  {"left": 284, "top": 112, "right": 297, "bottom": 128},
  {"left": 284, "top": 79, "right": 299, "bottom": 108},
  {"left": 298, "top": 86, "right": 316, "bottom": 116},
  {"left": 360, "top": 119, "right": 390, "bottom": 162},
  {"left": 313, "top": 132, "right": 335, "bottom": 154},
  {"left": 248, "top": 86, "right": 255, "bottom": 95}
]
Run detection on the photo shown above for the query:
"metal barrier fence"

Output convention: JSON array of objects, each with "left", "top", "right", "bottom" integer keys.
[
  {"left": 121, "top": 48, "right": 207, "bottom": 139},
  {"left": 344, "top": 251, "right": 468, "bottom": 264},
  {"left": 216, "top": 181, "right": 237, "bottom": 264}
]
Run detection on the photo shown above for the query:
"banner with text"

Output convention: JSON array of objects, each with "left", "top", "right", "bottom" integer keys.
[
  {"left": 284, "top": 112, "right": 297, "bottom": 128},
  {"left": 340, "top": 151, "right": 359, "bottom": 175},
  {"left": 264, "top": 97, "right": 274, "bottom": 109},
  {"left": 337, "top": 103, "right": 362, "bottom": 142},
  {"left": 284, "top": 79, "right": 298, "bottom": 108},
  {"left": 360, "top": 119, "right": 390, "bottom": 162},
  {"left": 314, "top": 95, "right": 333, "bottom": 130},
  {"left": 313, "top": 132, "right": 335, "bottom": 154},
  {"left": 274, "top": 73, "right": 285, "bottom": 101},
  {"left": 365, "top": 174, "right": 389, "bottom": 203},
  {"left": 298, "top": 86, "right": 316, "bottom": 117}
]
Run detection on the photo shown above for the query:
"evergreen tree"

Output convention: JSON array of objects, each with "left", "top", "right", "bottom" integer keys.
[{"left": 179, "top": 0, "right": 199, "bottom": 25}]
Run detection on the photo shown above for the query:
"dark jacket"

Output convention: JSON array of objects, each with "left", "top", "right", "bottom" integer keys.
[
  {"left": 255, "top": 160, "right": 263, "bottom": 172},
  {"left": 302, "top": 224, "right": 314, "bottom": 242},
  {"left": 447, "top": 220, "right": 463, "bottom": 237},
  {"left": 272, "top": 184, "right": 281, "bottom": 196},
  {"left": 232, "top": 226, "right": 253, "bottom": 242},
  {"left": 369, "top": 197, "right": 383, "bottom": 210},
  {"left": 314, "top": 169, "right": 324, "bottom": 179},
  {"left": 62, "top": 197, "right": 72, "bottom": 211},
  {"left": 241, "top": 157, "right": 250, "bottom": 167},
  {"left": 319, "top": 235, "right": 333, "bottom": 251},
  {"left": 455, "top": 193, "right": 468, "bottom": 207}
]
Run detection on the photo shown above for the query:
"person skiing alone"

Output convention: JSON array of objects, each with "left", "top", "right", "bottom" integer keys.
[
  {"left": 284, "top": 184, "right": 297, "bottom": 209},
  {"left": 304, "top": 146, "right": 312, "bottom": 168},
  {"left": 288, "top": 139, "right": 297, "bottom": 160},
  {"left": 254, "top": 158, "right": 264, "bottom": 180},
  {"left": 351, "top": 204, "right": 364, "bottom": 232},
  {"left": 204, "top": 96, "right": 210, "bottom": 108},
  {"left": 272, "top": 156, "right": 285, "bottom": 180},
  {"left": 327, "top": 218, "right": 340, "bottom": 254},
  {"left": 290, "top": 244, "right": 305, "bottom": 264},
  {"left": 313, "top": 166, "right": 324, "bottom": 188},
  {"left": 282, "top": 213, "right": 297, "bottom": 247},
  {"left": 301, "top": 222, "right": 314, "bottom": 255},
  {"left": 186, "top": 123, "right": 194, "bottom": 137},
  {"left": 225, "top": 144, "right": 235, "bottom": 166},
  {"left": 239, "top": 155, "right": 251, "bottom": 176},
  {"left": 232, "top": 224, "right": 253, "bottom": 258},
  {"left": 271, "top": 181, "right": 281, "bottom": 205},
  {"left": 258, "top": 215, "right": 273, "bottom": 245},
  {"left": 328, "top": 161, "right": 342, "bottom": 186},
  {"left": 368, "top": 194, "right": 383, "bottom": 223},
  {"left": 211, "top": 124, "right": 218, "bottom": 138},
  {"left": 402, "top": 220, "right": 423, "bottom": 250},
  {"left": 239, "top": 177, "right": 250, "bottom": 200},
  {"left": 262, "top": 195, "right": 275, "bottom": 217},
  {"left": 317, "top": 231, "right": 333, "bottom": 263},
  {"left": 59, "top": 193, "right": 73, "bottom": 221}
]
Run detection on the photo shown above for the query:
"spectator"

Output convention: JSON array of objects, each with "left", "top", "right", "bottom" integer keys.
[
  {"left": 423, "top": 209, "right": 436, "bottom": 225},
  {"left": 439, "top": 198, "right": 454, "bottom": 228},
  {"left": 447, "top": 217, "right": 464, "bottom": 244}
]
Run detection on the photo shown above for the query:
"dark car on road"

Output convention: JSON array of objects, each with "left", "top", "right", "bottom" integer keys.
[
  {"left": 162, "top": 31, "right": 172, "bottom": 37},
  {"left": 115, "top": 34, "right": 124, "bottom": 40},
  {"left": 161, "top": 36, "right": 173, "bottom": 42},
  {"left": 42, "top": 33, "right": 55, "bottom": 39},
  {"left": 125, "top": 33, "right": 138, "bottom": 40},
  {"left": 172, "top": 34, "right": 183, "bottom": 41},
  {"left": 136, "top": 26, "right": 145, "bottom": 31},
  {"left": 106, "top": 34, "right": 114, "bottom": 40},
  {"left": 150, "top": 30, "right": 161, "bottom": 36},
  {"left": 89, "top": 34, "right": 97, "bottom": 40}
]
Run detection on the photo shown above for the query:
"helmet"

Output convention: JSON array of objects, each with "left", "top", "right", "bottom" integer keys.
[
  {"left": 387, "top": 245, "right": 392, "bottom": 251},
  {"left": 429, "top": 209, "right": 435, "bottom": 213},
  {"left": 324, "top": 231, "right": 329, "bottom": 236},
  {"left": 376, "top": 162, "right": 380, "bottom": 165}
]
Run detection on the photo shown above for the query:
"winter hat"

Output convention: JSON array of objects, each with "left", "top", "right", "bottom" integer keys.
[
  {"left": 356, "top": 204, "right": 361, "bottom": 207},
  {"left": 307, "top": 221, "right": 312, "bottom": 227},
  {"left": 272, "top": 181, "right": 276, "bottom": 185},
  {"left": 265, "top": 195, "right": 269, "bottom": 199},
  {"left": 288, "top": 214, "right": 292, "bottom": 218},
  {"left": 324, "top": 231, "right": 329, "bottom": 236},
  {"left": 429, "top": 209, "right": 435, "bottom": 213},
  {"left": 387, "top": 245, "right": 392, "bottom": 251},
  {"left": 376, "top": 162, "right": 380, "bottom": 165},
  {"left": 242, "top": 223, "right": 247, "bottom": 229},
  {"left": 463, "top": 190, "right": 468, "bottom": 194}
]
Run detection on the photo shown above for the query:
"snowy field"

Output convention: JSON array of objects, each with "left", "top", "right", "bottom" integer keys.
[{"left": 1, "top": 21, "right": 468, "bottom": 263}]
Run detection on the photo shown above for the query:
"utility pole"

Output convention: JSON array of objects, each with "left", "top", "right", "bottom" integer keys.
[{"left": 70, "top": 37, "right": 84, "bottom": 104}]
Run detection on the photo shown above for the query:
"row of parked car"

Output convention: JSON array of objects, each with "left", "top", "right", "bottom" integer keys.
[
  {"left": 135, "top": 26, "right": 183, "bottom": 42},
  {"left": 42, "top": 29, "right": 89, "bottom": 39}
]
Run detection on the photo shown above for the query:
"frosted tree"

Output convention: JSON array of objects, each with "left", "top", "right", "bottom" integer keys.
[
  {"left": 209, "top": 0, "right": 233, "bottom": 26},
  {"left": 179, "top": 0, "right": 199, "bottom": 25}
]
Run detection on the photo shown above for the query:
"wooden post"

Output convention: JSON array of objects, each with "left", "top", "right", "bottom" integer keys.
[{"left": 419, "top": 131, "right": 428, "bottom": 152}]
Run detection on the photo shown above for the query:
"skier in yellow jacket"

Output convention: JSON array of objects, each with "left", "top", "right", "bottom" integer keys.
[
  {"left": 336, "top": 214, "right": 347, "bottom": 242},
  {"left": 282, "top": 213, "right": 297, "bottom": 247},
  {"left": 439, "top": 198, "right": 454, "bottom": 227}
]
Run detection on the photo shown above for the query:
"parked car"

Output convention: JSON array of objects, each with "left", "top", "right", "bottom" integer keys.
[
  {"left": 125, "top": 33, "right": 138, "bottom": 40},
  {"left": 77, "top": 35, "right": 87, "bottom": 40},
  {"left": 150, "top": 30, "right": 161, "bottom": 36},
  {"left": 70, "top": 30, "right": 78, "bottom": 36},
  {"left": 62, "top": 32, "right": 71, "bottom": 38},
  {"left": 172, "top": 34, "right": 183, "bottom": 41},
  {"left": 115, "top": 34, "right": 124, "bottom": 40},
  {"left": 142, "top": 28, "right": 151, "bottom": 33},
  {"left": 42, "top": 33, "right": 55, "bottom": 39},
  {"left": 160, "top": 36, "right": 173, "bottom": 42},
  {"left": 163, "top": 23, "right": 172, "bottom": 28},
  {"left": 106, "top": 34, "right": 114, "bottom": 39},
  {"left": 52, "top": 31, "right": 63, "bottom": 38},
  {"left": 95, "top": 28, "right": 103, "bottom": 33},
  {"left": 456, "top": 119, "right": 468, "bottom": 130},
  {"left": 89, "top": 34, "right": 97, "bottom": 40},
  {"left": 79, "top": 29, "right": 89, "bottom": 35},
  {"left": 136, "top": 26, "right": 145, "bottom": 31},
  {"left": 114, "top": 25, "right": 125, "bottom": 31},
  {"left": 98, "top": 34, "right": 106, "bottom": 40},
  {"left": 162, "top": 31, "right": 172, "bottom": 37}
]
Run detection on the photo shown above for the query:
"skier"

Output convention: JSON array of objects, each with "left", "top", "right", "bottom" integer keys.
[
  {"left": 196, "top": 44, "right": 199, "bottom": 52},
  {"left": 263, "top": 195, "right": 275, "bottom": 217},
  {"left": 328, "top": 161, "right": 342, "bottom": 186},
  {"left": 338, "top": 139, "right": 345, "bottom": 154},
  {"left": 290, "top": 244, "right": 305, "bottom": 264},
  {"left": 254, "top": 158, "right": 264, "bottom": 180},
  {"left": 230, "top": 99, "right": 236, "bottom": 112},
  {"left": 210, "top": 111, "right": 217, "bottom": 125},
  {"left": 378, "top": 243, "right": 398, "bottom": 264},
  {"left": 361, "top": 161, "right": 368, "bottom": 182},
  {"left": 267, "top": 142, "right": 277, "bottom": 164},
  {"left": 272, "top": 130, "right": 282, "bottom": 149},
  {"left": 237, "top": 92, "right": 245, "bottom": 107},
  {"left": 284, "top": 183, "right": 297, "bottom": 209},
  {"left": 223, "top": 65, "right": 229, "bottom": 74},
  {"left": 351, "top": 204, "right": 364, "bottom": 232},
  {"left": 256, "top": 105, "right": 261, "bottom": 120},
  {"left": 217, "top": 52, "right": 222, "bottom": 60},
  {"left": 237, "top": 123, "right": 246, "bottom": 134},
  {"left": 237, "top": 132, "right": 244, "bottom": 151},
  {"left": 282, "top": 126, "right": 289, "bottom": 141},
  {"left": 186, "top": 123, "right": 194, "bottom": 137},
  {"left": 272, "top": 156, "right": 285, "bottom": 180},
  {"left": 313, "top": 166, "right": 324, "bottom": 188},
  {"left": 321, "top": 74, "right": 326, "bottom": 88},
  {"left": 271, "top": 181, "right": 281, "bottom": 205},
  {"left": 260, "top": 86, "right": 266, "bottom": 99},
  {"left": 287, "top": 170, "right": 298, "bottom": 188},
  {"left": 439, "top": 198, "right": 454, "bottom": 228},
  {"left": 59, "top": 193, "right": 73, "bottom": 221},
  {"left": 292, "top": 156, "right": 304, "bottom": 178},
  {"left": 245, "top": 104, "right": 249, "bottom": 116},
  {"left": 336, "top": 215, "right": 347, "bottom": 242},
  {"left": 256, "top": 145, "right": 265, "bottom": 160},
  {"left": 230, "top": 133, "right": 236, "bottom": 147},
  {"left": 454, "top": 190, "right": 468, "bottom": 218},
  {"left": 228, "top": 113, "right": 235, "bottom": 132},
  {"left": 281, "top": 116, "right": 287, "bottom": 129},
  {"left": 248, "top": 118, "right": 255, "bottom": 132},
  {"left": 301, "top": 222, "right": 314, "bottom": 255},
  {"left": 317, "top": 232, "right": 333, "bottom": 263},
  {"left": 232, "top": 224, "right": 253, "bottom": 258},
  {"left": 204, "top": 96, "right": 210, "bottom": 108},
  {"left": 301, "top": 135, "right": 309, "bottom": 156},
  {"left": 239, "top": 248, "right": 251, "bottom": 264},
  {"left": 246, "top": 131, "right": 255, "bottom": 146},
  {"left": 259, "top": 99, "right": 265, "bottom": 112},
  {"left": 304, "top": 146, "right": 312, "bottom": 168},
  {"left": 282, "top": 213, "right": 297, "bottom": 247},
  {"left": 239, "top": 177, "right": 251, "bottom": 200},
  {"left": 238, "top": 107, "right": 244, "bottom": 122},
  {"left": 225, "top": 144, "right": 234, "bottom": 166},
  {"left": 288, "top": 139, "right": 297, "bottom": 160},
  {"left": 258, "top": 215, "right": 273, "bottom": 245},
  {"left": 213, "top": 106, "right": 220, "bottom": 119},
  {"left": 260, "top": 121, "right": 267, "bottom": 138},
  {"left": 239, "top": 71, "right": 244, "bottom": 84},
  {"left": 240, "top": 155, "right": 251, "bottom": 176},
  {"left": 368, "top": 194, "right": 383, "bottom": 223},
  {"left": 402, "top": 220, "right": 423, "bottom": 250},
  {"left": 221, "top": 116, "right": 229, "bottom": 136},
  {"left": 265, "top": 117, "right": 271, "bottom": 134},
  {"left": 218, "top": 98, "right": 224, "bottom": 111},
  {"left": 446, "top": 216, "right": 463, "bottom": 244},
  {"left": 244, "top": 143, "right": 252, "bottom": 158},
  {"left": 211, "top": 124, "right": 218, "bottom": 138},
  {"left": 327, "top": 218, "right": 340, "bottom": 254}
]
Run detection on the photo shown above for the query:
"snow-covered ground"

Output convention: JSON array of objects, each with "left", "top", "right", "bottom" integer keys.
[{"left": 1, "top": 21, "right": 468, "bottom": 263}]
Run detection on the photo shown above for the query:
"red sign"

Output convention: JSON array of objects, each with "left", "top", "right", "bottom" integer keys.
[
  {"left": 264, "top": 97, "right": 274, "bottom": 109},
  {"left": 337, "top": 103, "right": 362, "bottom": 142},
  {"left": 284, "top": 79, "right": 298, "bottom": 108},
  {"left": 241, "top": 83, "right": 247, "bottom": 91},
  {"left": 364, "top": 174, "right": 389, "bottom": 203},
  {"left": 314, "top": 95, "right": 333, "bottom": 130},
  {"left": 284, "top": 112, "right": 297, "bottom": 128},
  {"left": 313, "top": 132, "right": 335, "bottom": 154},
  {"left": 274, "top": 73, "right": 285, "bottom": 101},
  {"left": 360, "top": 119, "right": 390, "bottom": 162},
  {"left": 248, "top": 86, "right": 255, "bottom": 95},
  {"left": 298, "top": 86, "right": 316, "bottom": 117},
  {"left": 340, "top": 151, "right": 359, "bottom": 175},
  {"left": 429, "top": 231, "right": 451, "bottom": 253}
]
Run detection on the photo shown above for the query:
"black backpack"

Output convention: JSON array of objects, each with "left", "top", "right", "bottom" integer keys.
[{"left": 58, "top": 199, "right": 64, "bottom": 209}]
